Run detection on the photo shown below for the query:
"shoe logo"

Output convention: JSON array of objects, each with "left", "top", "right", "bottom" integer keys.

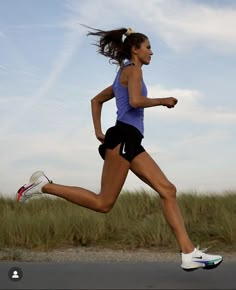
[
  {"left": 193, "top": 256, "right": 203, "bottom": 259},
  {"left": 122, "top": 143, "right": 126, "bottom": 154}
]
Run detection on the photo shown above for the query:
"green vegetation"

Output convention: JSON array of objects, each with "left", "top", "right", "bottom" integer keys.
[{"left": 0, "top": 191, "right": 236, "bottom": 252}]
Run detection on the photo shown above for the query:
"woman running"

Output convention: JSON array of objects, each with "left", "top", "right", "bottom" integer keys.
[{"left": 16, "top": 26, "right": 223, "bottom": 271}]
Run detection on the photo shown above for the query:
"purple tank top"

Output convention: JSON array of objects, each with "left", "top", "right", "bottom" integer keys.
[{"left": 112, "top": 61, "right": 147, "bottom": 135}]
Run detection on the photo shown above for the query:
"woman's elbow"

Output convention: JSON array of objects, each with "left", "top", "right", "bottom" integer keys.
[
  {"left": 129, "top": 99, "right": 141, "bottom": 109},
  {"left": 91, "top": 96, "right": 100, "bottom": 106},
  {"left": 91, "top": 96, "right": 96, "bottom": 103}
]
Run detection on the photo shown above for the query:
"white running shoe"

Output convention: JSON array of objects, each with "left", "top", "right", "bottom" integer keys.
[
  {"left": 16, "top": 171, "right": 52, "bottom": 202},
  {"left": 181, "top": 246, "right": 223, "bottom": 271}
]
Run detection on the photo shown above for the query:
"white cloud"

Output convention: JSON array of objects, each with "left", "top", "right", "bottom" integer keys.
[
  {"left": 79, "top": 0, "right": 236, "bottom": 53},
  {"left": 128, "top": 0, "right": 236, "bottom": 53},
  {"left": 0, "top": 129, "right": 103, "bottom": 196},
  {"left": 181, "top": 131, "right": 230, "bottom": 145},
  {"left": 40, "top": 0, "right": 236, "bottom": 54},
  {"left": 146, "top": 84, "right": 236, "bottom": 124}
]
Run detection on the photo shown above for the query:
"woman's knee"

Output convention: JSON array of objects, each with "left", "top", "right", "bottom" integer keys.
[
  {"left": 96, "top": 197, "right": 115, "bottom": 213},
  {"left": 160, "top": 183, "right": 177, "bottom": 200}
]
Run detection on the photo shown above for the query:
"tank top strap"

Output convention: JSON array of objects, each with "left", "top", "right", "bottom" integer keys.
[
  {"left": 113, "top": 60, "right": 134, "bottom": 87},
  {"left": 123, "top": 60, "right": 135, "bottom": 68}
]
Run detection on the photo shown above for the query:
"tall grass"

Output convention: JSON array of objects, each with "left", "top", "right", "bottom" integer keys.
[{"left": 0, "top": 191, "right": 236, "bottom": 251}]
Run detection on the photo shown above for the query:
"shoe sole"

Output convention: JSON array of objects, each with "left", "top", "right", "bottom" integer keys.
[
  {"left": 203, "top": 258, "right": 223, "bottom": 270},
  {"left": 182, "top": 258, "right": 223, "bottom": 271},
  {"left": 16, "top": 182, "right": 41, "bottom": 202}
]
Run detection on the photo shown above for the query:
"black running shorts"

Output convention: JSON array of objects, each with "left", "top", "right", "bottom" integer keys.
[{"left": 98, "top": 121, "right": 145, "bottom": 162}]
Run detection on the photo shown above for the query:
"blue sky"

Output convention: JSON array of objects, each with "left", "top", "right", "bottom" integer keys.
[{"left": 1, "top": 0, "right": 236, "bottom": 197}]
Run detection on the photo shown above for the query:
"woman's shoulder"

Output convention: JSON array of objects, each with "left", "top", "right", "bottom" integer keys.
[
  {"left": 122, "top": 62, "right": 142, "bottom": 72},
  {"left": 123, "top": 64, "right": 142, "bottom": 78},
  {"left": 118, "top": 64, "right": 142, "bottom": 87}
]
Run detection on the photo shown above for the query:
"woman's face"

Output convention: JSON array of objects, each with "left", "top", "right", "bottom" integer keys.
[{"left": 134, "top": 39, "right": 153, "bottom": 65}]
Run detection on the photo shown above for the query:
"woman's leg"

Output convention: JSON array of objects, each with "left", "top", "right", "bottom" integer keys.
[
  {"left": 43, "top": 145, "right": 130, "bottom": 213},
  {"left": 130, "top": 151, "right": 194, "bottom": 253}
]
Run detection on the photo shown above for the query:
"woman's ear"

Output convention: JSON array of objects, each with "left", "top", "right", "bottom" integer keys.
[{"left": 131, "top": 45, "right": 139, "bottom": 56}]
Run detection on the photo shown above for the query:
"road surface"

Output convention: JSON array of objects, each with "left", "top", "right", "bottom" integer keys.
[{"left": 0, "top": 261, "right": 235, "bottom": 289}]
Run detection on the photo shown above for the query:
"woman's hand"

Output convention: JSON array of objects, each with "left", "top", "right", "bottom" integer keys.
[
  {"left": 96, "top": 132, "right": 105, "bottom": 143},
  {"left": 162, "top": 97, "right": 178, "bottom": 108}
]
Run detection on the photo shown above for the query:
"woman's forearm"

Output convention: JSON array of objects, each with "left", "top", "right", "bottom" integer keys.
[{"left": 91, "top": 98, "right": 103, "bottom": 135}]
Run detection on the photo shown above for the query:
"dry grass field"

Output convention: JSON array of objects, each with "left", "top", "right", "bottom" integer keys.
[{"left": 1, "top": 191, "right": 236, "bottom": 254}]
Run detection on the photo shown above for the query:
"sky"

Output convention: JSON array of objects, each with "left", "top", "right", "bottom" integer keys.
[{"left": 1, "top": 0, "right": 236, "bottom": 197}]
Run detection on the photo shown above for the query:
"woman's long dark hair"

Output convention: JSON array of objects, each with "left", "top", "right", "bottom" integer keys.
[{"left": 84, "top": 25, "right": 148, "bottom": 66}]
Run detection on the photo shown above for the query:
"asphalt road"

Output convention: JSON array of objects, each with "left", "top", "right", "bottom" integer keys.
[{"left": 0, "top": 261, "right": 235, "bottom": 289}]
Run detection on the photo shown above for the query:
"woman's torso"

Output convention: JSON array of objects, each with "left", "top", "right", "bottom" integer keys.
[{"left": 112, "top": 61, "right": 147, "bottom": 136}]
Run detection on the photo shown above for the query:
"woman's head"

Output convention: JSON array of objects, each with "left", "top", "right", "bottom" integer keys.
[{"left": 86, "top": 26, "right": 150, "bottom": 66}]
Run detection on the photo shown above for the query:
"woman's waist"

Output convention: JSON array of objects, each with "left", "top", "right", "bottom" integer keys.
[{"left": 115, "top": 120, "right": 144, "bottom": 138}]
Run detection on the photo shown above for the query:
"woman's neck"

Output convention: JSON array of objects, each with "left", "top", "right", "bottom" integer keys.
[{"left": 129, "top": 57, "right": 143, "bottom": 67}]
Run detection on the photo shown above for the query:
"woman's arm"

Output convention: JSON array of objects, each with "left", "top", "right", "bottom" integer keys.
[
  {"left": 128, "top": 66, "right": 178, "bottom": 109},
  {"left": 91, "top": 85, "right": 114, "bottom": 143}
]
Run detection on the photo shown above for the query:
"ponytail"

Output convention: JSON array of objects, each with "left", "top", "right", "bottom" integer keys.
[{"left": 84, "top": 25, "right": 148, "bottom": 66}]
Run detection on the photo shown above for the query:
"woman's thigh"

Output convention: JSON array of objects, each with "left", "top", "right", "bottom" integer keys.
[
  {"left": 99, "top": 145, "right": 130, "bottom": 206},
  {"left": 130, "top": 151, "right": 175, "bottom": 197}
]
